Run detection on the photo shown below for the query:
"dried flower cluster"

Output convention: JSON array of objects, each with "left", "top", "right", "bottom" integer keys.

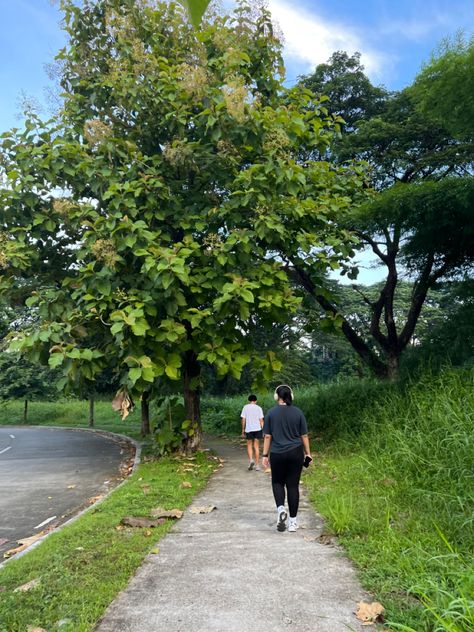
[
  {"left": 263, "top": 128, "right": 292, "bottom": 158},
  {"left": 52, "top": 198, "right": 76, "bottom": 217},
  {"left": 217, "top": 139, "right": 240, "bottom": 161},
  {"left": 84, "top": 119, "right": 113, "bottom": 148},
  {"left": 91, "top": 238, "right": 119, "bottom": 269},
  {"left": 163, "top": 140, "right": 195, "bottom": 167},
  {"left": 0, "top": 232, "right": 8, "bottom": 268},
  {"left": 178, "top": 63, "right": 209, "bottom": 99},
  {"left": 202, "top": 232, "right": 222, "bottom": 253},
  {"left": 222, "top": 77, "right": 248, "bottom": 122}
]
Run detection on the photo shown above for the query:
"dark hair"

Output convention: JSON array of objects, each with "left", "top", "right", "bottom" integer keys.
[
  {"left": 276, "top": 385, "right": 293, "bottom": 406},
  {"left": 248, "top": 394, "right": 257, "bottom": 402}
]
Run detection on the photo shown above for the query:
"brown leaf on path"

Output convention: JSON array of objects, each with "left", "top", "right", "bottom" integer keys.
[
  {"left": 67, "top": 484, "right": 77, "bottom": 489},
  {"left": 121, "top": 517, "right": 166, "bottom": 528},
  {"left": 355, "top": 602, "right": 385, "bottom": 624},
  {"left": 150, "top": 507, "right": 183, "bottom": 520},
  {"left": 181, "top": 481, "right": 192, "bottom": 488},
  {"left": 264, "top": 467, "right": 271, "bottom": 473},
  {"left": 14, "top": 578, "right": 41, "bottom": 592},
  {"left": 189, "top": 505, "right": 216, "bottom": 514}
]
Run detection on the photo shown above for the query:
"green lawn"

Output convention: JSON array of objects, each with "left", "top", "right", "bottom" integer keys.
[{"left": 1, "top": 398, "right": 143, "bottom": 440}]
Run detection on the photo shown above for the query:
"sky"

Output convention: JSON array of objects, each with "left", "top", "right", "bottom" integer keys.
[{"left": 0, "top": 0, "right": 473, "bottom": 282}]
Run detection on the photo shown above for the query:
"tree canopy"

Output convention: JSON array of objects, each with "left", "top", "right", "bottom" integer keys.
[{"left": 0, "top": 0, "right": 362, "bottom": 445}]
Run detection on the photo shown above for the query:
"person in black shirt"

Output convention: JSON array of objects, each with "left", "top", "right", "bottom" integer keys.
[{"left": 262, "top": 385, "right": 312, "bottom": 532}]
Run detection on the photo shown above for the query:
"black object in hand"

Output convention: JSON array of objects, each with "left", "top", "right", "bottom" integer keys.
[{"left": 303, "top": 455, "right": 313, "bottom": 468}]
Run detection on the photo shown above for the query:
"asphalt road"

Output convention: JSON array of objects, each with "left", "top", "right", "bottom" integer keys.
[{"left": 0, "top": 427, "right": 133, "bottom": 558}]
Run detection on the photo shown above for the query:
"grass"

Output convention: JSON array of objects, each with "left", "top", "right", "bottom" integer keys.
[
  {"left": 0, "top": 398, "right": 143, "bottom": 440},
  {"left": 0, "top": 451, "right": 216, "bottom": 632},
  {"left": 303, "top": 368, "right": 474, "bottom": 631},
  {"left": 202, "top": 378, "right": 395, "bottom": 437}
]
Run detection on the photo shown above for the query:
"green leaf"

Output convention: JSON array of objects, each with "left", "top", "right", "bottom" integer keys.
[
  {"left": 179, "top": 0, "right": 211, "bottom": 29},
  {"left": 48, "top": 353, "right": 64, "bottom": 369},
  {"left": 165, "top": 364, "right": 179, "bottom": 379},
  {"left": 131, "top": 319, "right": 150, "bottom": 336},
  {"left": 128, "top": 367, "right": 142, "bottom": 385}
]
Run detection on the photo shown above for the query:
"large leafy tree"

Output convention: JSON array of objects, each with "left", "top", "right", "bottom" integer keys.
[
  {"left": 0, "top": 0, "right": 359, "bottom": 445},
  {"left": 296, "top": 51, "right": 474, "bottom": 379},
  {"left": 413, "top": 36, "right": 474, "bottom": 141}
]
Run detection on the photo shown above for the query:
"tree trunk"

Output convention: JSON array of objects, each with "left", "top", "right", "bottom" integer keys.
[
  {"left": 183, "top": 350, "right": 203, "bottom": 452},
  {"left": 24, "top": 399, "right": 28, "bottom": 422},
  {"left": 386, "top": 353, "right": 400, "bottom": 381},
  {"left": 88, "top": 394, "right": 95, "bottom": 427},
  {"left": 141, "top": 391, "right": 151, "bottom": 437}
]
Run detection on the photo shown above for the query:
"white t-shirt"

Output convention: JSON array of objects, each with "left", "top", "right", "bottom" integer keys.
[{"left": 241, "top": 403, "right": 264, "bottom": 432}]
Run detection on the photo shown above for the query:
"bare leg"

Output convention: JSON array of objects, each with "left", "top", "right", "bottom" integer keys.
[
  {"left": 253, "top": 438, "right": 260, "bottom": 465},
  {"left": 246, "top": 440, "right": 253, "bottom": 462}
]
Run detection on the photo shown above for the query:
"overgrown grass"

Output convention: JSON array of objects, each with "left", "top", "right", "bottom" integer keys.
[
  {"left": 0, "top": 451, "right": 216, "bottom": 632},
  {"left": 0, "top": 398, "right": 143, "bottom": 440},
  {"left": 303, "top": 368, "right": 474, "bottom": 631},
  {"left": 202, "top": 378, "right": 394, "bottom": 437}
]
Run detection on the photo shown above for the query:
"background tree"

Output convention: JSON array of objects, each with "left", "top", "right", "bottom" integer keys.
[
  {"left": 412, "top": 35, "right": 474, "bottom": 141},
  {"left": 296, "top": 49, "right": 474, "bottom": 379}
]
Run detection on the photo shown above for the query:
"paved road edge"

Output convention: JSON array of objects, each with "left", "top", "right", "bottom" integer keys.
[{"left": 0, "top": 426, "right": 141, "bottom": 569}]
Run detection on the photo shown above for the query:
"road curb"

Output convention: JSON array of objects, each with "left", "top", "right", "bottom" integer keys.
[{"left": 0, "top": 427, "right": 141, "bottom": 569}]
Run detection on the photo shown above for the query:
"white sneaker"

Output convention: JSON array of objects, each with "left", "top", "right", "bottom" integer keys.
[
  {"left": 276, "top": 506, "right": 287, "bottom": 532},
  {"left": 248, "top": 460, "right": 255, "bottom": 471},
  {"left": 288, "top": 518, "right": 297, "bottom": 532},
  {"left": 254, "top": 464, "right": 261, "bottom": 471}
]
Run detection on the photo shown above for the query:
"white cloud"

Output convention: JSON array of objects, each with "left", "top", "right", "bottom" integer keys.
[{"left": 267, "top": 0, "right": 389, "bottom": 79}]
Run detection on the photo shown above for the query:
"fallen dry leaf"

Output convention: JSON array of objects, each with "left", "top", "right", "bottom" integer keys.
[
  {"left": 14, "top": 578, "right": 41, "bottom": 593},
  {"left": 121, "top": 517, "right": 166, "bottom": 528},
  {"left": 4, "top": 533, "right": 45, "bottom": 558},
  {"left": 181, "top": 481, "right": 192, "bottom": 488},
  {"left": 143, "top": 529, "right": 152, "bottom": 537},
  {"left": 141, "top": 484, "right": 151, "bottom": 494},
  {"left": 26, "top": 627, "right": 46, "bottom": 632},
  {"left": 67, "top": 485, "right": 76, "bottom": 489},
  {"left": 150, "top": 507, "right": 183, "bottom": 520},
  {"left": 88, "top": 495, "right": 104, "bottom": 505},
  {"left": 355, "top": 601, "right": 385, "bottom": 624},
  {"left": 317, "top": 533, "right": 335, "bottom": 545},
  {"left": 151, "top": 547, "right": 160, "bottom": 554},
  {"left": 189, "top": 505, "right": 216, "bottom": 514}
]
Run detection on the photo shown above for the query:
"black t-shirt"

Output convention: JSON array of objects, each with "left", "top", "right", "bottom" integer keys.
[{"left": 263, "top": 405, "right": 308, "bottom": 454}]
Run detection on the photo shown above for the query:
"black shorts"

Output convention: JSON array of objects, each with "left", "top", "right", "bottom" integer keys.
[{"left": 245, "top": 430, "right": 263, "bottom": 440}]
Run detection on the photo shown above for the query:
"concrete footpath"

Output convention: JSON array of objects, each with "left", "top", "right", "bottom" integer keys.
[{"left": 96, "top": 438, "right": 370, "bottom": 632}]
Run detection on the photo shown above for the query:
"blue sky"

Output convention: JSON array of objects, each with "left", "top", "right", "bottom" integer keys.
[
  {"left": 1, "top": 0, "right": 473, "bottom": 134},
  {"left": 0, "top": 0, "right": 472, "bottom": 283}
]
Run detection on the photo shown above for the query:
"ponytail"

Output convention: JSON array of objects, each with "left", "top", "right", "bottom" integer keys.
[{"left": 275, "top": 384, "right": 293, "bottom": 406}]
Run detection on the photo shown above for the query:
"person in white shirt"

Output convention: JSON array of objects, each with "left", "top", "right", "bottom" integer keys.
[{"left": 241, "top": 394, "right": 264, "bottom": 471}]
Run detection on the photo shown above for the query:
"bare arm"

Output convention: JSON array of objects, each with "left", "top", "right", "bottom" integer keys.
[
  {"left": 262, "top": 434, "right": 272, "bottom": 468},
  {"left": 301, "top": 434, "right": 311, "bottom": 457},
  {"left": 241, "top": 417, "right": 246, "bottom": 436}
]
